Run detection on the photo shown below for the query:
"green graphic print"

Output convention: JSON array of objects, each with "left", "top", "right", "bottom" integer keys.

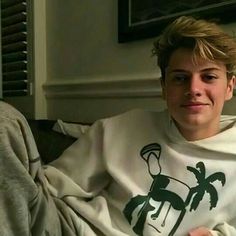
[{"left": 123, "top": 143, "right": 226, "bottom": 236}]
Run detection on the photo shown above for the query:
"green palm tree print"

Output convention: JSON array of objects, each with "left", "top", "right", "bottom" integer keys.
[
  {"left": 185, "top": 161, "right": 226, "bottom": 211},
  {"left": 123, "top": 143, "right": 226, "bottom": 236}
]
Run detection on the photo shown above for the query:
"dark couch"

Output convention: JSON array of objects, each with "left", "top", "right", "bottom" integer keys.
[{"left": 27, "top": 120, "right": 77, "bottom": 164}]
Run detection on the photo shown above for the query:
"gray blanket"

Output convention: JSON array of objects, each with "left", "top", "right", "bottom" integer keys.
[{"left": 0, "top": 101, "right": 81, "bottom": 236}]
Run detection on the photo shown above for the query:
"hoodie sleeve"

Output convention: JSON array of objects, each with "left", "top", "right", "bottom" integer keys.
[
  {"left": 44, "top": 119, "right": 111, "bottom": 199},
  {"left": 210, "top": 222, "right": 236, "bottom": 236}
]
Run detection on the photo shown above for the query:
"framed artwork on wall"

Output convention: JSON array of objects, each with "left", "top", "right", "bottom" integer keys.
[{"left": 118, "top": 0, "right": 236, "bottom": 43}]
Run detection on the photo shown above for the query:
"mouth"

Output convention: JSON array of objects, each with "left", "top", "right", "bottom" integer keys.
[
  {"left": 180, "top": 102, "right": 209, "bottom": 111},
  {"left": 181, "top": 103, "right": 207, "bottom": 107}
]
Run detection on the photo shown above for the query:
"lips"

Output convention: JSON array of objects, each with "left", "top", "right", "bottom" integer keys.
[
  {"left": 180, "top": 102, "right": 209, "bottom": 112},
  {"left": 181, "top": 102, "right": 207, "bottom": 107}
]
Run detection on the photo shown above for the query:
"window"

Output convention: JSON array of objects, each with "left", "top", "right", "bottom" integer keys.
[{"left": 1, "top": 0, "right": 33, "bottom": 97}]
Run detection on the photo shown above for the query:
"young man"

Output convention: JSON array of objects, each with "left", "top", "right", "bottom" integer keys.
[{"left": 1, "top": 16, "right": 236, "bottom": 236}]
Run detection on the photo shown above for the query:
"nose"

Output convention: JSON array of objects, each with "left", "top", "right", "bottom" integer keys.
[{"left": 185, "top": 75, "right": 202, "bottom": 97}]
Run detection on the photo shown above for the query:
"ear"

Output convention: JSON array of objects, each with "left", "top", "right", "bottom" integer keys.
[
  {"left": 160, "top": 78, "right": 166, "bottom": 100},
  {"left": 225, "top": 75, "right": 236, "bottom": 101}
]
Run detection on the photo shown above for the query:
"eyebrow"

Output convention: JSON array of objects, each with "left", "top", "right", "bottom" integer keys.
[{"left": 167, "top": 67, "right": 222, "bottom": 74}]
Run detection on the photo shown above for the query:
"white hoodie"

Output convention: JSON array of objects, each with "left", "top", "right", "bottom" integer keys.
[{"left": 44, "top": 109, "right": 236, "bottom": 236}]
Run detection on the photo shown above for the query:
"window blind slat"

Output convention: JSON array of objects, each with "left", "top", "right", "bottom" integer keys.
[
  {"left": 3, "top": 89, "right": 27, "bottom": 97},
  {"left": 2, "top": 51, "right": 27, "bottom": 63},
  {"left": 3, "top": 70, "right": 27, "bottom": 81},
  {"left": 1, "top": 2, "right": 26, "bottom": 18},
  {"left": 1, "top": 0, "right": 25, "bottom": 9},
  {"left": 2, "top": 41, "right": 27, "bottom": 53},
  {"left": 2, "top": 12, "right": 26, "bottom": 27},
  {"left": 3, "top": 80, "right": 27, "bottom": 90},
  {"left": 1, "top": 22, "right": 26, "bottom": 36},
  {"left": 2, "top": 60, "right": 27, "bottom": 72},
  {"left": 2, "top": 32, "right": 26, "bottom": 45}
]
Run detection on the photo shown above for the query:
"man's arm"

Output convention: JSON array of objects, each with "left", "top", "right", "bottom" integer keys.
[
  {"left": 188, "top": 227, "right": 212, "bottom": 236},
  {"left": 188, "top": 222, "right": 236, "bottom": 236}
]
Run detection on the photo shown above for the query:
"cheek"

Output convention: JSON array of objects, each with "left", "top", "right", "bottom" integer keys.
[
  {"left": 207, "top": 86, "right": 228, "bottom": 103},
  {"left": 165, "top": 87, "right": 183, "bottom": 103}
]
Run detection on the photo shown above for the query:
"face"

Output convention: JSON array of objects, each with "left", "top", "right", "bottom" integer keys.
[{"left": 162, "top": 48, "right": 235, "bottom": 140}]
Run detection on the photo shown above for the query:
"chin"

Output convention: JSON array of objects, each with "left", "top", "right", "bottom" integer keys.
[{"left": 175, "top": 115, "right": 206, "bottom": 128}]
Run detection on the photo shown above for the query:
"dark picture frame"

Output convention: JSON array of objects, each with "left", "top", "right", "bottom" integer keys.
[{"left": 118, "top": 0, "right": 236, "bottom": 43}]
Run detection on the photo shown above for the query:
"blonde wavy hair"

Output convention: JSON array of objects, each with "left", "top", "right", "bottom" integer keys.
[{"left": 153, "top": 16, "right": 236, "bottom": 79}]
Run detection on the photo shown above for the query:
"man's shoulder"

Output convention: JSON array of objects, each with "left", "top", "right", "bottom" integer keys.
[
  {"left": 0, "top": 101, "right": 25, "bottom": 122},
  {"left": 220, "top": 114, "right": 236, "bottom": 124},
  {"left": 103, "top": 109, "right": 167, "bottom": 127},
  {"left": 107, "top": 108, "right": 163, "bottom": 118},
  {"left": 220, "top": 114, "right": 236, "bottom": 130}
]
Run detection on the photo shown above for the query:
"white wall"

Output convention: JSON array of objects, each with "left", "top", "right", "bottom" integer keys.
[
  {"left": 46, "top": 0, "right": 158, "bottom": 80},
  {"left": 44, "top": 1, "right": 236, "bottom": 122},
  {"left": 44, "top": 0, "right": 164, "bottom": 122}
]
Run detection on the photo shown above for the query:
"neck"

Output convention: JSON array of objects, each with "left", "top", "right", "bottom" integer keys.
[{"left": 175, "top": 122, "right": 220, "bottom": 141}]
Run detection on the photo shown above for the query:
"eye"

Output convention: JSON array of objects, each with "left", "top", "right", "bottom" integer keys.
[
  {"left": 202, "top": 74, "right": 218, "bottom": 82},
  {"left": 172, "top": 74, "right": 188, "bottom": 84}
]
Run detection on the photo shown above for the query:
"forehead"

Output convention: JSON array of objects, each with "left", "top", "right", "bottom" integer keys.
[{"left": 166, "top": 48, "right": 227, "bottom": 73}]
